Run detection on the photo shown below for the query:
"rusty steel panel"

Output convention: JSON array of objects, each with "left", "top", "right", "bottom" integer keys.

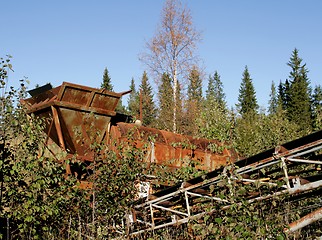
[
  {"left": 23, "top": 85, "right": 61, "bottom": 107},
  {"left": 109, "top": 122, "right": 236, "bottom": 171},
  {"left": 22, "top": 82, "right": 123, "bottom": 159}
]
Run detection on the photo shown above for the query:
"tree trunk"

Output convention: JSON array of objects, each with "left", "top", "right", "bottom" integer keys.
[{"left": 173, "top": 68, "right": 177, "bottom": 133}]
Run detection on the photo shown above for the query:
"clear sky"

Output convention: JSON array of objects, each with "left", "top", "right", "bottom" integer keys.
[{"left": 2, "top": 0, "right": 322, "bottom": 109}]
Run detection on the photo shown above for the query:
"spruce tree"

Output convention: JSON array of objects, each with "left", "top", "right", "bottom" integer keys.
[
  {"left": 278, "top": 80, "right": 285, "bottom": 109},
  {"left": 268, "top": 81, "right": 278, "bottom": 115},
  {"left": 287, "top": 48, "right": 312, "bottom": 132},
  {"left": 214, "top": 71, "right": 226, "bottom": 108},
  {"left": 101, "top": 67, "right": 113, "bottom": 91},
  {"left": 198, "top": 71, "right": 231, "bottom": 142},
  {"left": 206, "top": 71, "right": 226, "bottom": 109},
  {"left": 100, "top": 67, "right": 125, "bottom": 113},
  {"left": 278, "top": 79, "right": 291, "bottom": 113},
  {"left": 157, "top": 73, "right": 174, "bottom": 131},
  {"left": 127, "top": 78, "right": 139, "bottom": 118},
  {"left": 312, "top": 85, "right": 322, "bottom": 130},
  {"left": 206, "top": 74, "right": 215, "bottom": 102},
  {"left": 139, "top": 71, "right": 157, "bottom": 127},
  {"left": 236, "top": 66, "right": 258, "bottom": 118},
  {"left": 187, "top": 67, "right": 203, "bottom": 104},
  {"left": 184, "top": 67, "right": 203, "bottom": 135}
]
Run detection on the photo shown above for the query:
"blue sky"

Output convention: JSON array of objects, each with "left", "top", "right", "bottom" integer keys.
[{"left": 2, "top": 0, "right": 322, "bottom": 109}]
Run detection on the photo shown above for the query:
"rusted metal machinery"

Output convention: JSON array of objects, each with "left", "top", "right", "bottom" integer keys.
[
  {"left": 22, "top": 82, "right": 129, "bottom": 161},
  {"left": 21, "top": 82, "right": 236, "bottom": 178},
  {"left": 128, "top": 129, "right": 322, "bottom": 236},
  {"left": 109, "top": 122, "right": 236, "bottom": 171},
  {"left": 22, "top": 82, "right": 322, "bottom": 236}
]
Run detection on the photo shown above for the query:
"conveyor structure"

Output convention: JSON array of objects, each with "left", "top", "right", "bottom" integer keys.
[{"left": 128, "top": 129, "right": 322, "bottom": 236}]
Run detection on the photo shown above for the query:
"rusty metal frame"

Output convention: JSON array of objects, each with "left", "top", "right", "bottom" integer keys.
[
  {"left": 22, "top": 82, "right": 123, "bottom": 158},
  {"left": 287, "top": 207, "right": 322, "bottom": 232},
  {"left": 127, "top": 130, "right": 322, "bottom": 236}
]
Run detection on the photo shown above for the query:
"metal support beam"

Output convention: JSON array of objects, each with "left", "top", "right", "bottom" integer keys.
[
  {"left": 51, "top": 105, "right": 65, "bottom": 150},
  {"left": 127, "top": 130, "right": 322, "bottom": 236},
  {"left": 287, "top": 207, "right": 322, "bottom": 233}
]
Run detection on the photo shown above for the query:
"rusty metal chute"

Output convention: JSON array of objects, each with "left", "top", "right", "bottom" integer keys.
[{"left": 22, "top": 82, "right": 123, "bottom": 159}]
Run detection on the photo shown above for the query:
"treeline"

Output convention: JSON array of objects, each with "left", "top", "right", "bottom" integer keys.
[{"left": 102, "top": 48, "right": 322, "bottom": 157}]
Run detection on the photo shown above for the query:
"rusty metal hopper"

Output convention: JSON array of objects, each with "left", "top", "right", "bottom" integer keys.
[
  {"left": 110, "top": 123, "right": 236, "bottom": 171},
  {"left": 22, "top": 82, "right": 128, "bottom": 159}
]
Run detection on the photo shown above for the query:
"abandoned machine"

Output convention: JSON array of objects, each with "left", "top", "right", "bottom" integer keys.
[
  {"left": 21, "top": 81, "right": 322, "bottom": 236},
  {"left": 21, "top": 82, "right": 236, "bottom": 187}
]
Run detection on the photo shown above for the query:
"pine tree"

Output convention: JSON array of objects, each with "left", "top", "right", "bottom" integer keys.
[
  {"left": 100, "top": 67, "right": 125, "bottom": 113},
  {"left": 268, "top": 81, "right": 278, "bottom": 115},
  {"left": 139, "top": 71, "right": 157, "bottom": 127},
  {"left": 206, "top": 74, "right": 215, "bottom": 102},
  {"left": 287, "top": 48, "right": 312, "bottom": 132},
  {"left": 187, "top": 67, "right": 203, "bottom": 104},
  {"left": 213, "top": 71, "right": 226, "bottom": 108},
  {"left": 312, "top": 85, "right": 322, "bottom": 130},
  {"left": 288, "top": 48, "right": 302, "bottom": 82},
  {"left": 236, "top": 66, "right": 258, "bottom": 118},
  {"left": 183, "top": 67, "right": 203, "bottom": 135},
  {"left": 198, "top": 72, "right": 231, "bottom": 142},
  {"left": 206, "top": 71, "right": 226, "bottom": 109},
  {"left": 127, "top": 78, "right": 139, "bottom": 118},
  {"left": 157, "top": 73, "right": 174, "bottom": 131},
  {"left": 277, "top": 81, "right": 284, "bottom": 109},
  {"left": 197, "top": 70, "right": 231, "bottom": 141},
  {"left": 278, "top": 79, "right": 291, "bottom": 111},
  {"left": 101, "top": 67, "right": 113, "bottom": 91}
]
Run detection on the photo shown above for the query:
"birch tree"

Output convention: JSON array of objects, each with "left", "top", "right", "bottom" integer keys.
[{"left": 140, "top": 0, "right": 201, "bottom": 132}]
